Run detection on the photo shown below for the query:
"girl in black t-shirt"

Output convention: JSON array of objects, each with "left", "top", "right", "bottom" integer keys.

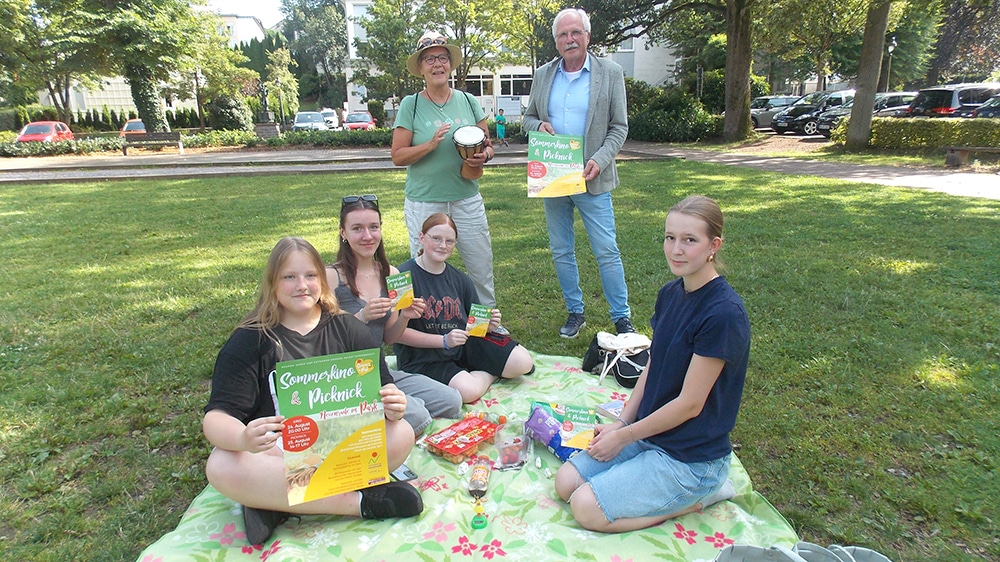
[{"left": 203, "top": 237, "right": 422, "bottom": 546}]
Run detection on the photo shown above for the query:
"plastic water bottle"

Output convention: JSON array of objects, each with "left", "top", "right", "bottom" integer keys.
[{"left": 468, "top": 455, "right": 492, "bottom": 499}]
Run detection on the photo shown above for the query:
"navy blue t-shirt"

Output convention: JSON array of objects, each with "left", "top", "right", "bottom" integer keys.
[{"left": 638, "top": 276, "right": 750, "bottom": 463}]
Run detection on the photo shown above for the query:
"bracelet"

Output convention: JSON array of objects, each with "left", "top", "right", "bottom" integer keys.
[
  {"left": 628, "top": 425, "right": 637, "bottom": 443},
  {"left": 442, "top": 334, "right": 450, "bottom": 350},
  {"left": 357, "top": 309, "right": 368, "bottom": 324}
]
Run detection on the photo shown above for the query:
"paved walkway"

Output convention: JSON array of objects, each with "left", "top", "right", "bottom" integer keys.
[{"left": 2, "top": 140, "right": 997, "bottom": 200}]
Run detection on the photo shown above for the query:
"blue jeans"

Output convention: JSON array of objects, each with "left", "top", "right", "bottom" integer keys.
[
  {"left": 543, "top": 191, "right": 630, "bottom": 321},
  {"left": 570, "top": 441, "right": 731, "bottom": 522}
]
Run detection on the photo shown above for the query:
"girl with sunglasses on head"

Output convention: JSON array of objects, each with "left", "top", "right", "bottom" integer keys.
[
  {"left": 393, "top": 213, "right": 534, "bottom": 404},
  {"left": 327, "top": 195, "right": 463, "bottom": 436},
  {"left": 391, "top": 31, "right": 508, "bottom": 335},
  {"left": 203, "top": 237, "right": 422, "bottom": 547}
]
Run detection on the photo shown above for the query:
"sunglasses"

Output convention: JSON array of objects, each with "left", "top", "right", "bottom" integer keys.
[
  {"left": 417, "top": 35, "right": 448, "bottom": 50},
  {"left": 341, "top": 194, "right": 378, "bottom": 207}
]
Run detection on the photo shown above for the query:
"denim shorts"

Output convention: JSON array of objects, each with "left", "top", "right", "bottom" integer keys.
[{"left": 569, "top": 440, "right": 731, "bottom": 522}]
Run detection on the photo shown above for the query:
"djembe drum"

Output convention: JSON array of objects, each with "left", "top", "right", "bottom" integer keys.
[{"left": 453, "top": 125, "right": 486, "bottom": 160}]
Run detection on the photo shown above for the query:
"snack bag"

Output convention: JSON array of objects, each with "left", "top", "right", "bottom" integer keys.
[
  {"left": 466, "top": 303, "right": 491, "bottom": 337},
  {"left": 386, "top": 271, "right": 414, "bottom": 311}
]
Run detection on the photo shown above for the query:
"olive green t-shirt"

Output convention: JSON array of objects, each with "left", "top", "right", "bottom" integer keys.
[{"left": 396, "top": 90, "right": 486, "bottom": 202}]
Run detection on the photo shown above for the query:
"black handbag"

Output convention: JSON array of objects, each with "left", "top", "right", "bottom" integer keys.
[{"left": 581, "top": 332, "right": 650, "bottom": 388}]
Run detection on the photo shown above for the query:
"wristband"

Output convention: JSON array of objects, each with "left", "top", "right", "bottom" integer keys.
[
  {"left": 615, "top": 417, "right": 629, "bottom": 426},
  {"left": 442, "top": 334, "right": 450, "bottom": 350}
]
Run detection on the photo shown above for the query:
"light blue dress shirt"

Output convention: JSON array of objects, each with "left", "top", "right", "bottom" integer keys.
[{"left": 548, "top": 54, "right": 592, "bottom": 137}]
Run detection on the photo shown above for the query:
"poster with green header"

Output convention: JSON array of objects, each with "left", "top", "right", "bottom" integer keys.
[
  {"left": 271, "top": 348, "right": 388, "bottom": 505},
  {"left": 526, "top": 131, "right": 586, "bottom": 198}
]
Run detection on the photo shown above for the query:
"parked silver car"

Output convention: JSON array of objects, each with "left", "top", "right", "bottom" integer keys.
[
  {"left": 291, "top": 111, "right": 329, "bottom": 132},
  {"left": 750, "top": 95, "right": 799, "bottom": 129}
]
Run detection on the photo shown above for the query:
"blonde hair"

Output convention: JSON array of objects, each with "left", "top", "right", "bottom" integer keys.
[
  {"left": 237, "top": 237, "right": 340, "bottom": 333},
  {"left": 669, "top": 195, "right": 726, "bottom": 270}
]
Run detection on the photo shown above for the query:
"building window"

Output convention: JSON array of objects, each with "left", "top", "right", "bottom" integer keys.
[
  {"left": 351, "top": 3, "right": 369, "bottom": 43},
  {"left": 500, "top": 74, "right": 532, "bottom": 96},
  {"left": 464, "top": 74, "right": 494, "bottom": 97},
  {"left": 618, "top": 37, "right": 634, "bottom": 52}
]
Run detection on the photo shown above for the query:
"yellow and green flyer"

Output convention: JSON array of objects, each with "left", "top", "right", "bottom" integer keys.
[
  {"left": 466, "top": 303, "right": 491, "bottom": 337},
  {"left": 527, "top": 131, "right": 586, "bottom": 198},
  {"left": 386, "top": 270, "right": 414, "bottom": 311},
  {"left": 271, "top": 348, "right": 388, "bottom": 505}
]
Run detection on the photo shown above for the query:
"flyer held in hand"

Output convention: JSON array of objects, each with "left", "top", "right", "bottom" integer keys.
[
  {"left": 270, "top": 348, "right": 389, "bottom": 505},
  {"left": 526, "top": 131, "right": 586, "bottom": 198}
]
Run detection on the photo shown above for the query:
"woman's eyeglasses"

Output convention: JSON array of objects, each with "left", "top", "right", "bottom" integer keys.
[
  {"left": 342, "top": 194, "right": 378, "bottom": 207},
  {"left": 422, "top": 54, "right": 451, "bottom": 65},
  {"left": 427, "top": 235, "right": 456, "bottom": 248},
  {"left": 417, "top": 35, "right": 448, "bottom": 50}
]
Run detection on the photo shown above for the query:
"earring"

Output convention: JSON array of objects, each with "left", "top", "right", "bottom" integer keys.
[
  {"left": 708, "top": 253, "right": 715, "bottom": 262},
  {"left": 341, "top": 238, "right": 348, "bottom": 244}
]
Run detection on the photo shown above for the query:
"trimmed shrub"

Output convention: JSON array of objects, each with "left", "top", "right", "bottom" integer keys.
[
  {"left": 182, "top": 129, "right": 258, "bottom": 148},
  {"left": 0, "top": 109, "right": 18, "bottom": 132},
  {"left": 206, "top": 95, "right": 254, "bottom": 131},
  {"left": 629, "top": 87, "right": 721, "bottom": 142},
  {"left": 833, "top": 117, "right": 1000, "bottom": 149}
]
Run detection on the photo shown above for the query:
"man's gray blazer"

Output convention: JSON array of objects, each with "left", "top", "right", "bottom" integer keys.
[{"left": 523, "top": 54, "right": 629, "bottom": 195}]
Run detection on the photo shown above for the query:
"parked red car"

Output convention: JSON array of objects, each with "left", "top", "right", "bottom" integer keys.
[
  {"left": 16, "top": 121, "right": 75, "bottom": 142},
  {"left": 343, "top": 111, "right": 377, "bottom": 131}
]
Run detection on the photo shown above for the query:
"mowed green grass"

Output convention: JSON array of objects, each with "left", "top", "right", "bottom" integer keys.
[{"left": 1, "top": 161, "right": 998, "bottom": 561}]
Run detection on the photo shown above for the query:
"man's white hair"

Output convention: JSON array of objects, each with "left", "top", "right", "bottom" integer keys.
[{"left": 552, "top": 8, "right": 591, "bottom": 39}]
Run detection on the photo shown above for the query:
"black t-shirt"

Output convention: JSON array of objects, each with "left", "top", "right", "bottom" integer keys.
[{"left": 205, "top": 312, "right": 391, "bottom": 423}]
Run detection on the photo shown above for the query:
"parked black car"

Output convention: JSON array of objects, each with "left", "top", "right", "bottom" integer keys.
[
  {"left": 905, "top": 83, "right": 1000, "bottom": 117},
  {"left": 816, "top": 92, "right": 917, "bottom": 137},
  {"left": 772, "top": 90, "right": 855, "bottom": 135},
  {"left": 970, "top": 94, "right": 1000, "bottom": 118}
]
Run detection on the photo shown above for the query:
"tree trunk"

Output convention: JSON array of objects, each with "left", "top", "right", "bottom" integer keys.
[
  {"left": 845, "top": 0, "right": 892, "bottom": 150},
  {"left": 124, "top": 63, "right": 169, "bottom": 132},
  {"left": 722, "top": 0, "right": 754, "bottom": 142}
]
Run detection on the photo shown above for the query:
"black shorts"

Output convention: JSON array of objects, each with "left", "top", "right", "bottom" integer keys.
[{"left": 412, "top": 332, "right": 519, "bottom": 384}]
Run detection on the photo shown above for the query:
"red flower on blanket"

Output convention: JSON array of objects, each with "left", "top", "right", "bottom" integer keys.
[
  {"left": 141, "top": 556, "right": 163, "bottom": 562},
  {"left": 482, "top": 398, "right": 499, "bottom": 408},
  {"left": 242, "top": 544, "right": 263, "bottom": 555},
  {"left": 423, "top": 520, "right": 456, "bottom": 542},
  {"left": 610, "top": 391, "right": 628, "bottom": 401},
  {"left": 555, "top": 362, "right": 583, "bottom": 373},
  {"left": 673, "top": 523, "right": 698, "bottom": 545},
  {"left": 451, "top": 535, "right": 478, "bottom": 556},
  {"left": 705, "top": 532, "right": 735, "bottom": 548},
  {"left": 209, "top": 522, "right": 245, "bottom": 546},
  {"left": 420, "top": 475, "right": 450, "bottom": 492},
  {"left": 479, "top": 538, "right": 507, "bottom": 559},
  {"left": 260, "top": 540, "right": 282, "bottom": 560},
  {"left": 611, "top": 556, "right": 634, "bottom": 562}
]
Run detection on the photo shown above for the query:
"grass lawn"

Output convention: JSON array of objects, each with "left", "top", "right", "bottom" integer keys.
[{"left": 1, "top": 161, "right": 998, "bottom": 561}]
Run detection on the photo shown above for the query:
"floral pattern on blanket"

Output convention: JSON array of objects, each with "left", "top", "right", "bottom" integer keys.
[{"left": 138, "top": 353, "right": 798, "bottom": 561}]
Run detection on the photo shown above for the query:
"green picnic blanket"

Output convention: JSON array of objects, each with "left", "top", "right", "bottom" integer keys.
[{"left": 137, "top": 352, "right": 798, "bottom": 561}]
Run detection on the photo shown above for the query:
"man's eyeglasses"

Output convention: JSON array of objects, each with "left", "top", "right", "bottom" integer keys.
[
  {"left": 417, "top": 35, "right": 448, "bottom": 50},
  {"left": 428, "top": 235, "right": 456, "bottom": 248},
  {"left": 556, "top": 29, "right": 588, "bottom": 42},
  {"left": 342, "top": 194, "right": 378, "bottom": 207},
  {"left": 422, "top": 54, "right": 451, "bottom": 65}
]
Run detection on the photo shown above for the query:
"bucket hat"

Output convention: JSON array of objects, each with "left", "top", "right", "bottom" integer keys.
[{"left": 406, "top": 31, "right": 463, "bottom": 77}]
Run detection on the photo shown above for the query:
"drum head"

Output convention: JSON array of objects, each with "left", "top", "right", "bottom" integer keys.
[{"left": 453, "top": 125, "right": 485, "bottom": 147}]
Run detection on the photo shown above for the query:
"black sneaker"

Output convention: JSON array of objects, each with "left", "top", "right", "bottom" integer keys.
[
  {"left": 559, "top": 313, "right": 586, "bottom": 339},
  {"left": 360, "top": 481, "right": 424, "bottom": 520},
  {"left": 614, "top": 317, "right": 636, "bottom": 334},
  {"left": 243, "top": 506, "right": 290, "bottom": 545}
]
